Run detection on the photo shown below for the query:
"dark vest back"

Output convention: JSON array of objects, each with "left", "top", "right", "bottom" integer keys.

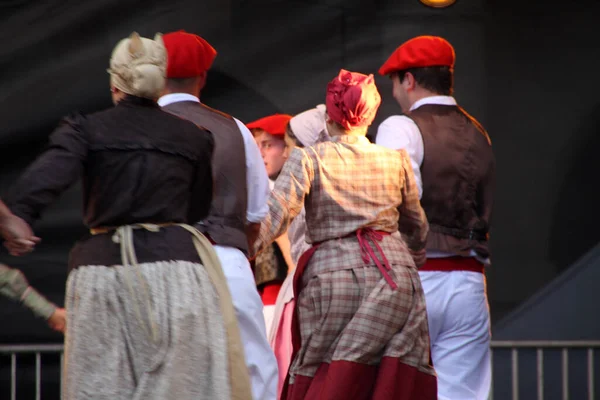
[
  {"left": 407, "top": 104, "right": 495, "bottom": 258},
  {"left": 162, "top": 100, "right": 249, "bottom": 254}
]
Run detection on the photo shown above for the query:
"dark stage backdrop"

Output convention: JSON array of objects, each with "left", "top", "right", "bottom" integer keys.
[{"left": 1, "top": 0, "right": 599, "bottom": 343}]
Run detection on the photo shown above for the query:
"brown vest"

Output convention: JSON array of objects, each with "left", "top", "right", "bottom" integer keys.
[
  {"left": 407, "top": 104, "right": 495, "bottom": 258},
  {"left": 162, "top": 101, "right": 249, "bottom": 254}
]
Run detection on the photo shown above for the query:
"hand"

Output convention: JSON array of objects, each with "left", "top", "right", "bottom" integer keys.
[
  {"left": 4, "top": 238, "right": 41, "bottom": 256},
  {"left": 0, "top": 214, "right": 40, "bottom": 256},
  {"left": 245, "top": 222, "right": 261, "bottom": 260},
  {"left": 47, "top": 308, "right": 66, "bottom": 333}
]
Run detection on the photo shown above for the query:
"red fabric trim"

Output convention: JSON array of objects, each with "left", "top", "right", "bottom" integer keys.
[
  {"left": 284, "top": 358, "right": 436, "bottom": 400},
  {"left": 420, "top": 256, "right": 484, "bottom": 273},
  {"left": 356, "top": 228, "right": 396, "bottom": 289},
  {"left": 291, "top": 244, "right": 321, "bottom": 352},
  {"left": 281, "top": 243, "right": 321, "bottom": 398},
  {"left": 260, "top": 281, "right": 283, "bottom": 305}
]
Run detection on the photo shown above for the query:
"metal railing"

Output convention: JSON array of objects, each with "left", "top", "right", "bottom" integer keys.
[
  {"left": 0, "top": 343, "right": 63, "bottom": 400},
  {"left": 490, "top": 340, "right": 600, "bottom": 400},
  {"left": 2, "top": 341, "right": 600, "bottom": 399}
]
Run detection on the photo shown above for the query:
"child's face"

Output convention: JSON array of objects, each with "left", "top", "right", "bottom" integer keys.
[{"left": 254, "top": 131, "right": 289, "bottom": 180}]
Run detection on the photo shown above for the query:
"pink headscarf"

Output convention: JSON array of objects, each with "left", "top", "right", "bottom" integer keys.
[{"left": 325, "top": 69, "right": 381, "bottom": 130}]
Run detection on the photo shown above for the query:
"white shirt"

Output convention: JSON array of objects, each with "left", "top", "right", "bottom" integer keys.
[
  {"left": 158, "top": 93, "right": 270, "bottom": 223},
  {"left": 376, "top": 95, "right": 457, "bottom": 199}
]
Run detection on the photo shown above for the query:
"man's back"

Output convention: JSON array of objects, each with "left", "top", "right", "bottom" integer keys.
[
  {"left": 162, "top": 100, "right": 249, "bottom": 253},
  {"left": 408, "top": 104, "right": 494, "bottom": 257}
]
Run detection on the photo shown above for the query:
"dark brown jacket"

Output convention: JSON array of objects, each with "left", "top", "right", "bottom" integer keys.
[{"left": 7, "top": 96, "right": 215, "bottom": 271}]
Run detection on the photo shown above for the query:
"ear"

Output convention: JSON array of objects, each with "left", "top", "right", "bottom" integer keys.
[
  {"left": 283, "top": 142, "right": 292, "bottom": 158},
  {"left": 403, "top": 71, "right": 416, "bottom": 91},
  {"left": 128, "top": 32, "right": 145, "bottom": 58},
  {"left": 198, "top": 71, "right": 208, "bottom": 91}
]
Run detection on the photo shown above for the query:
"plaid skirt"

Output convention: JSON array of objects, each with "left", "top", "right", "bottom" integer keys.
[{"left": 284, "top": 253, "right": 437, "bottom": 400}]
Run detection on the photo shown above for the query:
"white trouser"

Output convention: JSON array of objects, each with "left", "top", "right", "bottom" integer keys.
[
  {"left": 263, "top": 305, "right": 276, "bottom": 336},
  {"left": 213, "top": 245, "right": 279, "bottom": 400},
  {"left": 419, "top": 270, "right": 491, "bottom": 400}
]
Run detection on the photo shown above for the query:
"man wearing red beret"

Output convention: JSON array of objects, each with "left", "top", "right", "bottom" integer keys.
[
  {"left": 246, "top": 115, "right": 295, "bottom": 334},
  {"left": 377, "top": 36, "right": 495, "bottom": 400},
  {"left": 158, "top": 30, "right": 277, "bottom": 400}
]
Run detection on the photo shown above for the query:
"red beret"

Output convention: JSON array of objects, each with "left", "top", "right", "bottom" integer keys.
[
  {"left": 163, "top": 30, "right": 217, "bottom": 78},
  {"left": 379, "top": 36, "right": 455, "bottom": 76},
  {"left": 246, "top": 114, "right": 293, "bottom": 137}
]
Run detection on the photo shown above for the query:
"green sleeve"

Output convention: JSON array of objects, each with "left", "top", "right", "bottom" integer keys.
[{"left": 0, "top": 264, "right": 57, "bottom": 320}]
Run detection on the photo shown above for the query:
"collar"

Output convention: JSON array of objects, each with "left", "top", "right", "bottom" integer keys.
[
  {"left": 157, "top": 93, "right": 200, "bottom": 107},
  {"left": 118, "top": 95, "right": 159, "bottom": 108},
  {"left": 410, "top": 95, "right": 457, "bottom": 111}
]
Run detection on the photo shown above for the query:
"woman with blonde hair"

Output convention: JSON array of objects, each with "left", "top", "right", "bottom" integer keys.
[{"left": 6, "top": 32, "right": 250, "bottom": 399}]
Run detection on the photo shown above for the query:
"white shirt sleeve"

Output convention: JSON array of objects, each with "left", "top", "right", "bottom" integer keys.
[
  {"left": 234, "top": 118, "right": 270, "bottom": 223},
  {"left": 376, "top": 115, "right": 424, "bottom": 199}
]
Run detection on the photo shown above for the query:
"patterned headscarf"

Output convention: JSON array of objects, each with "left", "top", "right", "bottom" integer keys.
[
  {"left": 325, "top": 69, "right": 381, "bottom": 130},
  {"left": 108, "top": 32, "right": 167, "bottom": 99}
]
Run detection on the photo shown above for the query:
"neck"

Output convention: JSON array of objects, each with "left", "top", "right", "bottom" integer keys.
[
  {"left": 163, "top": 89, "right": 199, "bottom": 99},
  {"left": 163, "top": 78, "right": 202, "bottom": 100},
  {"left": 408, "top": 88, "right": 443, "bottom": 109},
  {"left": 327, "top": 122, "right": 367, "bottom": 137}
]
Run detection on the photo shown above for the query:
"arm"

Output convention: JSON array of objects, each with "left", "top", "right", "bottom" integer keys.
[
  {"left": 6, "top": 114, "right": 89, "bottom": 226},
  {"left": 0, "top": 264, "right": 57, "bottom": 320},
  {"left": 0, "top": 201, "right": 13, "bottom": 219},
  {"left": 254, "top": 148, "right": 313, "bottom": 255},
  {"left": 245, "top": 223, "right": 261, "bottom": 255},
  {"left": 234, "top": 118, "right": 270, "bottom": 224},
  {"left": 376, "top": 116, "right": 424, "bottom": 199},
  {"left": 234, "top": 118, "right": 270, "bottom": 251},
  {"left": 0, "top": 200, "right": 39, "bottom": 256},
  {"left": 477, "top": 151, "right": 496, "bottom": 234},
  {"left": 397, "top": 150, "right": 429, "bottom": 267},
  {"left": 274, "top": 232, "right": 295, "bottom": 273},
  {"left": 188, "top": 129, "right": 215, "bottom": 224}
]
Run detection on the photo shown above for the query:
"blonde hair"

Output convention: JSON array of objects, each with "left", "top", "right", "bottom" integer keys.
[{"left": 108, "top": 32, "right": 166, "bottom": 99}]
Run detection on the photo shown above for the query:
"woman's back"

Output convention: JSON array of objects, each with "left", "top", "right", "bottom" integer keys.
[
  {"left": 7, "top": 96, "right": 214, "bottom": 270},
  {"left": 9, "top": 96, "right": 214, "bottom": 230},
  {"left": 82, "top": 96, "right": 214, "bottom": 227},
  {"left": 267, "top": 133, "right": 426, "bottom": 277},
  {"left": 302, "top": 135, "right": 412, "bottom": 242}
]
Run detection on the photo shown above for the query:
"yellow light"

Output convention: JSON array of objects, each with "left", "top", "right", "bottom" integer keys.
[{"left": 420, "top": 0, "right": 456, "bottom": 8}]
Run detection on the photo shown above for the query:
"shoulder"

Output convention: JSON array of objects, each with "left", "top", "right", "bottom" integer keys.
[
  {"left": 59, "top": 111, "right": 88, "bottom": 128},
  {"left": 376, "top": 115, "right": 422, "bottom": 150},
  {"left": 199, "top": 103, "right": 235, "bottom": 122},
  {"left": 371, "top": 141, "right": 407, "bottom": 159},
  {"left": 290, "top": 146, "right": 311, "bottom": 160},
  {"left": 48, "top": 112, "right": 89, "bottom": 141},
  {"left": 379, "top": 115, "right": 418, "bottom": 130},
  {"left": 156, "top": 110, "right": 215, "bottom": 151},
  {"left": 377, "top": 115, "right": 420, "bottom": 138},
  {"left": 160, "top": 110, "right": 212, "bottom": 137}
]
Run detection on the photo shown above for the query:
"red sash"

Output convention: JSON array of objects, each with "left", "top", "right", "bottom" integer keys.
[{"left": 420, "top": 256, "right": 484, "bottom": 273}]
